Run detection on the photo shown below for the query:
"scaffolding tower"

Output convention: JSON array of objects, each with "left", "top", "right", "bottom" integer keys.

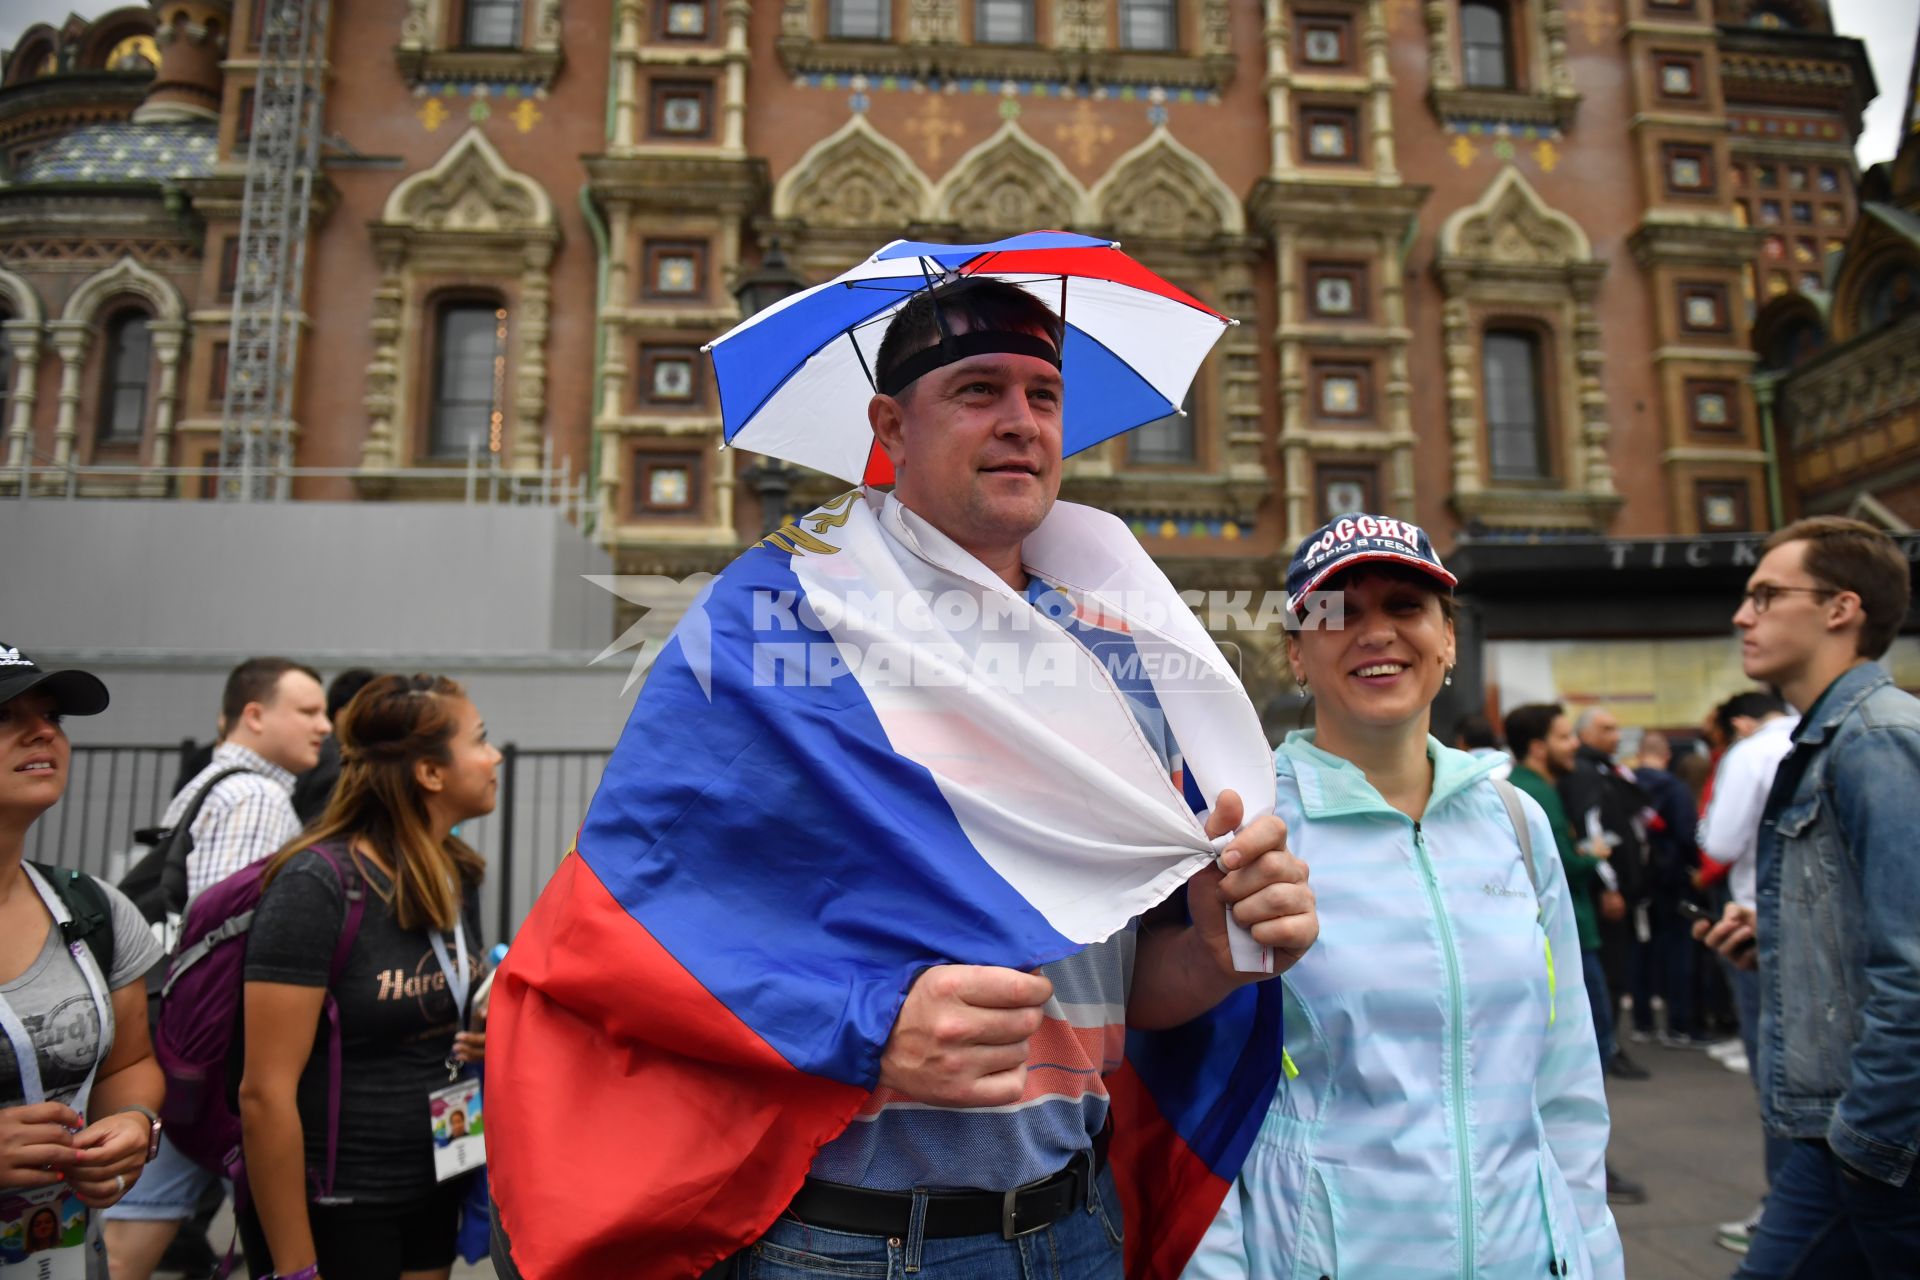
[{"left": 219, "top": 0, "right": 330, "bottom": 499}]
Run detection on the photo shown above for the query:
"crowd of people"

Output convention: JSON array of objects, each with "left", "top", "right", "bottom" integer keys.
[
  {"left": 1, "top": 654, "right": 497, "bottom": 1280},
  {"left": 2, "top": 267, "right": 1915, "bottom": 1280}
]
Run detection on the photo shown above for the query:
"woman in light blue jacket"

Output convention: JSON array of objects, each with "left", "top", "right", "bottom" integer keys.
[{"left": 1186, "top": 516, "right": 1623, "bottom": 1280}]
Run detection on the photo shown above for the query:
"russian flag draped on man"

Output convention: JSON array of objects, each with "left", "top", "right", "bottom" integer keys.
[{"left": 488, "top": 487, "right": 1285, "bottom": 1278}]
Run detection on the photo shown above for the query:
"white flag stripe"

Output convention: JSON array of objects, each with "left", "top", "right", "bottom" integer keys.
[{"left": 790, "top": 492, "right": 1273, "bottom": 946}]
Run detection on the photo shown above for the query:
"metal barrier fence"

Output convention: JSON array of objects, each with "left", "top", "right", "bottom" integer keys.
[{"left": 32, "top": 742, "right": 612, "bottom": 943}]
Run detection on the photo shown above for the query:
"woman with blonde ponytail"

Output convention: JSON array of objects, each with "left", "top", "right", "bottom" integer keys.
[{"left": 237, "top": 674, "right": 499, "bottom": 1280}]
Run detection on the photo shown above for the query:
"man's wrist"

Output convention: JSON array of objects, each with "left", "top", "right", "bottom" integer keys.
[{"left": 1194, "top": 919, "right": 1255, "bottom": 992}]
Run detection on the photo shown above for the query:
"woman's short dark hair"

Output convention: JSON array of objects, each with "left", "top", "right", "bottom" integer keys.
[{"left": 1311, "top": 562, "right": 1457, "bottom": 625}]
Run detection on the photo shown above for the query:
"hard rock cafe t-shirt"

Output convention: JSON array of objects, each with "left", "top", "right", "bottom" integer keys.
[{"left": 244, "top": 847, "right": 484, "bottom": 1203}]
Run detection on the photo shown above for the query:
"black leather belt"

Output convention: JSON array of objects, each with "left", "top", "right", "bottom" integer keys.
[{"left": 784, "top": 1123, "right": 1110, "bottom": 1242}]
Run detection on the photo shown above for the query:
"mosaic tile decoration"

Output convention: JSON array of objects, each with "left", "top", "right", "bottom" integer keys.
[
  {"left": 13, "top": 122, "right": 218, "bottom": 184},
  {"left": 1125, "top": 515, "right": 1247, "bottom": 541},
  {"left": 1443, "top": 119, "right": 1564, "bottom": 141},
  {"left": 410, "top": 81, "right": 551, "bottom": 100},
  {"left": 793, "top": 71, "right": 1221, "bottom": 106}
]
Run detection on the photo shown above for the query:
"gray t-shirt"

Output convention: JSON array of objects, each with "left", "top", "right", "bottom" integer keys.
[{"left": 0, "top": 874, "right": 164, "bottom": 1110}]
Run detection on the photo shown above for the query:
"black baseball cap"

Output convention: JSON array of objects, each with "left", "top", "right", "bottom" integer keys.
[
  {"left": 0, "top": 645, "right": 110, "bottom": 716},
  {"left": 1286, "top": 514, "right": 1458, "bottom": 613}
]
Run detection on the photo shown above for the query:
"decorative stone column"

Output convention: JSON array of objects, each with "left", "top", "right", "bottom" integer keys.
[
  {"left": 3, "top": 322, "right": 42, "bottom": 471},
  {"left": 613, "top": 0, "right": 642, "bottom": 150},
  {"left": 723, "top": 0, "right": 750, "bottom": 154},
  {"left": 1263, "top": 1, "right": 1294, "bottom": 176},
  {"left": 1366, "top": 1, "right": 1398, "bottom": 182},
  {"left": 361, "top": 244, "right": 406, "bottom": 469},
  {"left": 1424, "top": 0, "right": 1457, "bottom": 91},
  {"left": 1440, "top": 282, "right": 1481, "bottom": 495},
  {"left": 149, "top": 320, "right": 186, "bottom": 472},
  {"left": 1573, "top": 274, "right": 1613, "bottom": 494},
  {"left": 512, "top": 241, "right": 553, "bottom": 472},
  {"left": 48, "top": 322, "right": 90, "bottom": 467}
]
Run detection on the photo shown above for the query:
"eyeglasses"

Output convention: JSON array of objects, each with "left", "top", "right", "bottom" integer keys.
[{"left": 1742, "top": 584, "right": 1838, "bottom": 614}]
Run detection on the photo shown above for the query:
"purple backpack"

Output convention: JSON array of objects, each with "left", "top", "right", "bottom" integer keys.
[{"left": 154, "top": 843, "right": 365, "bottom": 1196}]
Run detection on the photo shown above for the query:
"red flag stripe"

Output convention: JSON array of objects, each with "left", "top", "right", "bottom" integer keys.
[
  {"left": 488, "top": 854, "right": 869, "bottom": 1278},
  {"left": 958, "top": 247, "right": 1230, "bottom": 320}
]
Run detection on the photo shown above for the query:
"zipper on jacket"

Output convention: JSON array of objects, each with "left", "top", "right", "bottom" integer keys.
[{"left": 1413, "top": 820, "right": 1476, "bottom": 1277}]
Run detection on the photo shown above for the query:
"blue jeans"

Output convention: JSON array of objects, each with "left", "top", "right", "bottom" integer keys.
[
  {"left": 1728, "top": 961, "right": 1792, "bottom": 1191},
  {"left": 722, "top": 1166, "right": 1124, "bottom": 1279},
  {"left": 98, "top": 1131, "right": 221, "bottom": 1221},
  {"left": 1734, "top": 1141, "right": 1920, "bottom": 1278},
  {"left": 1581, "top": 947, "right": 1616, "bottom": 1064}
]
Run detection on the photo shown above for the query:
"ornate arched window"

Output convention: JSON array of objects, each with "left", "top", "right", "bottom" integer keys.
[
  {"left": 1120, "top": 0, "right": 1178, "bottom": 51},
  {"left": 1460, "top": 1, "right": 1513, "bottom": 90},
  {"left": 0, "top": 319, "right": 11, "bottom": 434},
  {"left": 1436, "top": 167, "right": 1613, "bottom": 529},
  {"left": 463, "top": 0, "right": 522, "bottom": 47},
  {"left": 977, "top": 0, "right": 1036, "bottom": 44},
  {"left": 429, "top": 299, "right": 509, "bottom": 458},
  {"left": 828, "top": 0, "right": 889, "bottom": 39},
  {"left": 98, "top": 311, "right": 153, "bottom": 445},
  {"left": 1862, "top": 262, "right": 1920, "bottom": 331},
  {"left": 1130, "top": 391, "right": 1196, "bottom": 465},
  {"left": 1482, "top": 328, "right": 1547, "bottom": 479},
  {"left": 363, "top": 130, "right": 555, "bottom": 476},
  {"left": 104, "top": 34, "right": 159, "bottom": 72}
]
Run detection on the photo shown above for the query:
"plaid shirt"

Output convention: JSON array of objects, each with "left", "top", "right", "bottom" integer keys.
[{"left": 164, "top": 742, "right": 302, "bottom": 902}]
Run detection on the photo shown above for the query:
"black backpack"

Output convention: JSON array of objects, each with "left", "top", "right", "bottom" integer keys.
[
  {"left": 28, "top": 863, "right": 118, "bottom": 982},
  {"left": 120, "top": 767, "right": 252, "bottom": 955}
]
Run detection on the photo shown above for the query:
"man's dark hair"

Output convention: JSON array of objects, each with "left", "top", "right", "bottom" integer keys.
[
  {"left": 326, "top": 667, "right": 381, "bottom": 720},
  {"left": 1724, "top": 690, "right": 1788, "bottom": 722},
  {"left": 221, "top": 657, "right": 322, "bottom": 729},
  {"left": 1763, "top": 516, "right": 1912, "bottom": 658},
  {"left": 1453, "top": 712, "right": 1498, "bottom": 751},
  {"left": 872, "top": 277, "right": 1064, "bottom": 399},
  {"left": 1504, "top": 702, "right": 1565, "bottom": 764}
]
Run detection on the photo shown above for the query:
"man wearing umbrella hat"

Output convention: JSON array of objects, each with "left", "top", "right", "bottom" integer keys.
[{"left": 489, "top": 243, "right": 1316, "bottom": 1279}]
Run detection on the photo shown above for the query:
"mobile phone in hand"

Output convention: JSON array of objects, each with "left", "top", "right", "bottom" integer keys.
[{"left": 1678, "top": 898, "right": 1755, "bottom": 957}]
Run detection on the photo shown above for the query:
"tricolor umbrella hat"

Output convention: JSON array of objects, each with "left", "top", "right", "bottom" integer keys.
[{"left": 704, "top": 230, "right": 1236, "bottom": 486}]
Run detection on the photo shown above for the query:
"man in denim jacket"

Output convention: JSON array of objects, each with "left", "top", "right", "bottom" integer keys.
[{"left": 1699, "top": 516, "right": 1920, "bottom": 1277}]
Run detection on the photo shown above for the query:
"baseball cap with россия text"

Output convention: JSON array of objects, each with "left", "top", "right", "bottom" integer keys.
[{"left": 1285, "top": 514, "right": 1458, "bottom": 614}]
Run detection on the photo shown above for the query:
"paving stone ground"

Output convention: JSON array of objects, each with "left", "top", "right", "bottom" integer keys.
[
  {"left": 180, "top": 1035, "right": 1766, "bottom": 1278},
  {"left": 1608, "top": 1036, "right": 1772, "bottom": 1280}
]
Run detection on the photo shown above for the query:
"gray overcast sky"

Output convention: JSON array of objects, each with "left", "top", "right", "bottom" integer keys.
[{"left": 1, "top": 0, "right": 1915, "bottom": 163}]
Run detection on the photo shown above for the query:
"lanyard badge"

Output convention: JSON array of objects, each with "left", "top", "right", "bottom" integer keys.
[
  {"left": 0, "top": 1186, "right": 93, "bottom": 1276},
  {"left": 426, "top": 920, "right": 483, "bottom": 1180},
  {"left": 0, "top": 868, "right": 116, "bottom": 1277}
]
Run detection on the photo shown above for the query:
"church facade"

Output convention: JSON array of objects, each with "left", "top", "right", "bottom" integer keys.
[{"left": 1, "top": 0, "right": 1903, "bottom": 712}]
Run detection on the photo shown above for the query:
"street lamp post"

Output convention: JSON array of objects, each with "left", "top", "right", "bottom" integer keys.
[{"left": 733, "top": 239, "right": 810, "bottom": 534}]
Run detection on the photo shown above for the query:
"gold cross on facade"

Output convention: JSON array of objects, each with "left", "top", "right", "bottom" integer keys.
[
  {"left": 1565, "top": 0, "right": 1617, "bottom": 46},
  {"left": 905, "top": 95, "right": 965, "bottom": 165},
  {"left": 1054, "top": 100, "right": 1115, "bottom": 168}
]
